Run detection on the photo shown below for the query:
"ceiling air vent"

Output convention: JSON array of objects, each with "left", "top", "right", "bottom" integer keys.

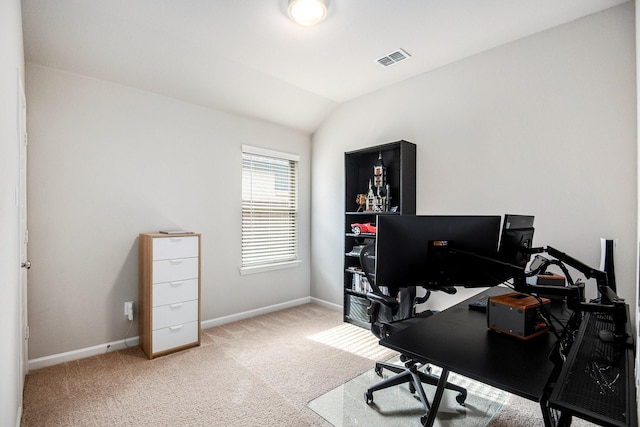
[{"left": 376, "top": 48, "right": 411, "bottom": 67}]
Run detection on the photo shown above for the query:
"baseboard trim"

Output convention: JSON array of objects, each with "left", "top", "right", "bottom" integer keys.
[
  {"left": 200, "top": 296, "right": 312, "bottom": 329},
  {"left": 27, "top": 296, "right": 332, "bottom": 370},
  {"left": 28, "top": 335, "right": 140, "bottom": 371},
  {"left": 15, "top": 405, "right": 22, "bottom": 427},
  {"left": 310, "top": 296, "right": 342, "bottom": 312}
]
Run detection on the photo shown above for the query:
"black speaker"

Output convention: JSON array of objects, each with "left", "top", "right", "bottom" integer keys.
[{"left": 600, "top": 238, "right": 617, "bottom": 292}]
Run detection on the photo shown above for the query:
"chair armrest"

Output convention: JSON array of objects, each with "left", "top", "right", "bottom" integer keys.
[
  {"left": 365, "top": 291, "right": 399, "bottom": 310},
  {"left": 415, "top": 289, "right": 431, "bottom": 305},
  {"left": 422, "top": 285, "right": 457, "bottom": 295}
]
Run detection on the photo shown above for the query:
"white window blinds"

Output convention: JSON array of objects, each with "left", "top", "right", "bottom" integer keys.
[{"left": 242, "top": 146, "right": 299, "bottom": 269}]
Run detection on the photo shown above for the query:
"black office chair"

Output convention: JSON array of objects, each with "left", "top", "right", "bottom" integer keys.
[{"left": 359, "top": 244, "right": 467, "bottom": 425}]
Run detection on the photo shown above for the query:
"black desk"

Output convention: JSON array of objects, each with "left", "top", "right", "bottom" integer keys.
[{"left": 379, "top": 287, "right": 567, "bottom": 426}]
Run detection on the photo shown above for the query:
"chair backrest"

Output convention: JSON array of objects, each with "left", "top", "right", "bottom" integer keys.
[{"left": 359, "top": 244, "right": 418, "bottom": 325}]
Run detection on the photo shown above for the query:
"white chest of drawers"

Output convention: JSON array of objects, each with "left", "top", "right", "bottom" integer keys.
[{"left": 139, "top": 232, "right": 201, "bottom": 359}]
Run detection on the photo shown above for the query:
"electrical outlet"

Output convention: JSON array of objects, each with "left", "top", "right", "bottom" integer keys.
[{"left": 124, "top": 301, "right": 134, "bottom": 320}]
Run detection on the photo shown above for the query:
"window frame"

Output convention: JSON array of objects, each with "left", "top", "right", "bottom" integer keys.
[{"left": 240, "top": 145, "right": 301, "bottom": 275}]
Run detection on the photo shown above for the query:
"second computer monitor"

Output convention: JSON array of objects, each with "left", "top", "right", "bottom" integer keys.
[
  {"left": 498, "top": 214, "right": 535, "bottom": 268},
  {"left": 375, "top": 215, "right": 502, "bottom": 290}
]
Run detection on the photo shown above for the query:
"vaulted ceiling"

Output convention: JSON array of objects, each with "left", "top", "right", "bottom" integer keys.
[{"left": 22, "top": 0, "right": 628, "bottom": 133}]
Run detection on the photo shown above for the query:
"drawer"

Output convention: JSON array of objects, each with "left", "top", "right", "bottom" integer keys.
[
  {"left": 152, "top": 257, "right": 199, "bottom": 283},
  {"left": 152, "top": 321, "right": 199, "bottom": 354},
  {"left": 152, "top": 299, "right": 199, "bottom": 330},
  {"left": 152, "top": 236, "right": 199, "bottom": 261},
  {"left": 153, "top": 279, "right": 199, "bottom": 307}
]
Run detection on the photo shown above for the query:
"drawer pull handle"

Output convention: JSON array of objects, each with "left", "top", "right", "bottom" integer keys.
[
  {"left": 169, "top": 281, "right": 184, "bottom": 286},
  {"left": 170, "top": 237, "right": 183, "bottom": 241},
  {"left": 169, "top": 303, "right": 184, "bottom": 309},
  {"left": 169, "top": 325, "right": 184, "bottom": 331},
  {"left": 169, "top": 259, "right": 184, "bottom": 264}
]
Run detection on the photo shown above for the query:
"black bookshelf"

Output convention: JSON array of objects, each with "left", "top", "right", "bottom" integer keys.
[{"left": 343, "top": 140, "right": 416, "bottom": 327}]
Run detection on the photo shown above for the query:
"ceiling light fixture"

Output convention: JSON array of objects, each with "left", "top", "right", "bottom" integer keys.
[{"left": 288, "top": 0, "right": 327, "bottom": 26}]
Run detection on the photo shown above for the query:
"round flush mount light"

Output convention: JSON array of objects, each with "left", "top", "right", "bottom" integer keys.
[{"left": 288, "top": 0, "right": 327, "bottom": 26}]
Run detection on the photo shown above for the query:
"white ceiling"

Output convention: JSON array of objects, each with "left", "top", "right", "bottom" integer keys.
[{"left": 21, "top": 0, "right": 629, "bottom": 133}]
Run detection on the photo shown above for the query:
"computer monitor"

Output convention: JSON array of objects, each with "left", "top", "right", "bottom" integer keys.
[
  {"left": 375, "top": 215, "right": 503, "bottom": 290},
  {"left": 498, "top": 214, "right": 535, "bottom": 268}
]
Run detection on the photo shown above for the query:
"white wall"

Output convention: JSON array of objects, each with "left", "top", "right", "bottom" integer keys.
[
  {"left": 25, "top": 65, "right": 311, "bottom": 359},
  {"left": 635, "top": 0, "right": 640, "bottom": 410},
  {"left": 0, "top": 0, "right": 25, "bottom": 425},
  {"left": 311, "top": 3, "right": 637, "bottom": 315}
]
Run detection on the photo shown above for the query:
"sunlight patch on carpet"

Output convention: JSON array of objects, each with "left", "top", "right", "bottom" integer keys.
[{"left": 307, "top": 323, "right": 396, "bottom": 361}]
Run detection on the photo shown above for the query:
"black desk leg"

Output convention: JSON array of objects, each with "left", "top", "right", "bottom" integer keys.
[
  {"left": 540, "top": 398, "right": 572, "bottom": 427},
  {"left": 422, "top": 367, "right": 450, "bottom": 427}
]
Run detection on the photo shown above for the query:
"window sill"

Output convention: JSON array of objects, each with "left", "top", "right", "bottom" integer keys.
[{"left": 239, "top": 260, "right": 302, "bottom": 275}]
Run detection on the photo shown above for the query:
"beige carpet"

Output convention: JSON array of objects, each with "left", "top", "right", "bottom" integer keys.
[
  {"left": 488, "top": 394, "right": 595, "bottom": 427},
  {"left": 22, "top": 304, "right": 396, "bottom": 426},
  {"left": 21, "top": 303, "right": 589, "bottom": 426}
]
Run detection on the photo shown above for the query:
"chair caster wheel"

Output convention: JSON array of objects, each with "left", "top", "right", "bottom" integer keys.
[
  {"left": 364, "top": 391, "right": 373, "bottom": 404},
  {"left": 374, "top": 366, "right": 383, "bottom": 377},
  {"left": 409, "top": 382, "right": 416, "bottom": 394},
  {"left": 420, "top": 414, "right": 428, "bottom": 426},
  {"left": 456, "top": 392, "right": 467, "bottom": 405}
]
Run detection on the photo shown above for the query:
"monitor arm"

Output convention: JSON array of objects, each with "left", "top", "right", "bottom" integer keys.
[
  {"left": 518, "top": 246, "right": 628, "bottom": 343},
  {"left": 545, "top": 246, "right": 608, "bottom": 291},
  {"left": 450, "top": 245, "right": 629, "bottom": 343}
]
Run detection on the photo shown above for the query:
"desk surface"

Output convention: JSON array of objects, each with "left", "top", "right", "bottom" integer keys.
[{"left": 380, "top": 287, "right": 564, "bottom": 402}]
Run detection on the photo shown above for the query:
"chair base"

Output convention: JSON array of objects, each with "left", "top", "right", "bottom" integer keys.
[{"left": 364, "top": 360, "right": 467, "bottom": 425}]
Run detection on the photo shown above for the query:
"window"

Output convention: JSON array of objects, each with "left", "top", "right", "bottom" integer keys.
[{"left": 241, "top": 145, "right": 299, "bottom": 272}]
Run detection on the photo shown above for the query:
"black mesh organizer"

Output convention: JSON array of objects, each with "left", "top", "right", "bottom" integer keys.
[{"left": 549, "top": 312, "right": 637, "bottom": 427}]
